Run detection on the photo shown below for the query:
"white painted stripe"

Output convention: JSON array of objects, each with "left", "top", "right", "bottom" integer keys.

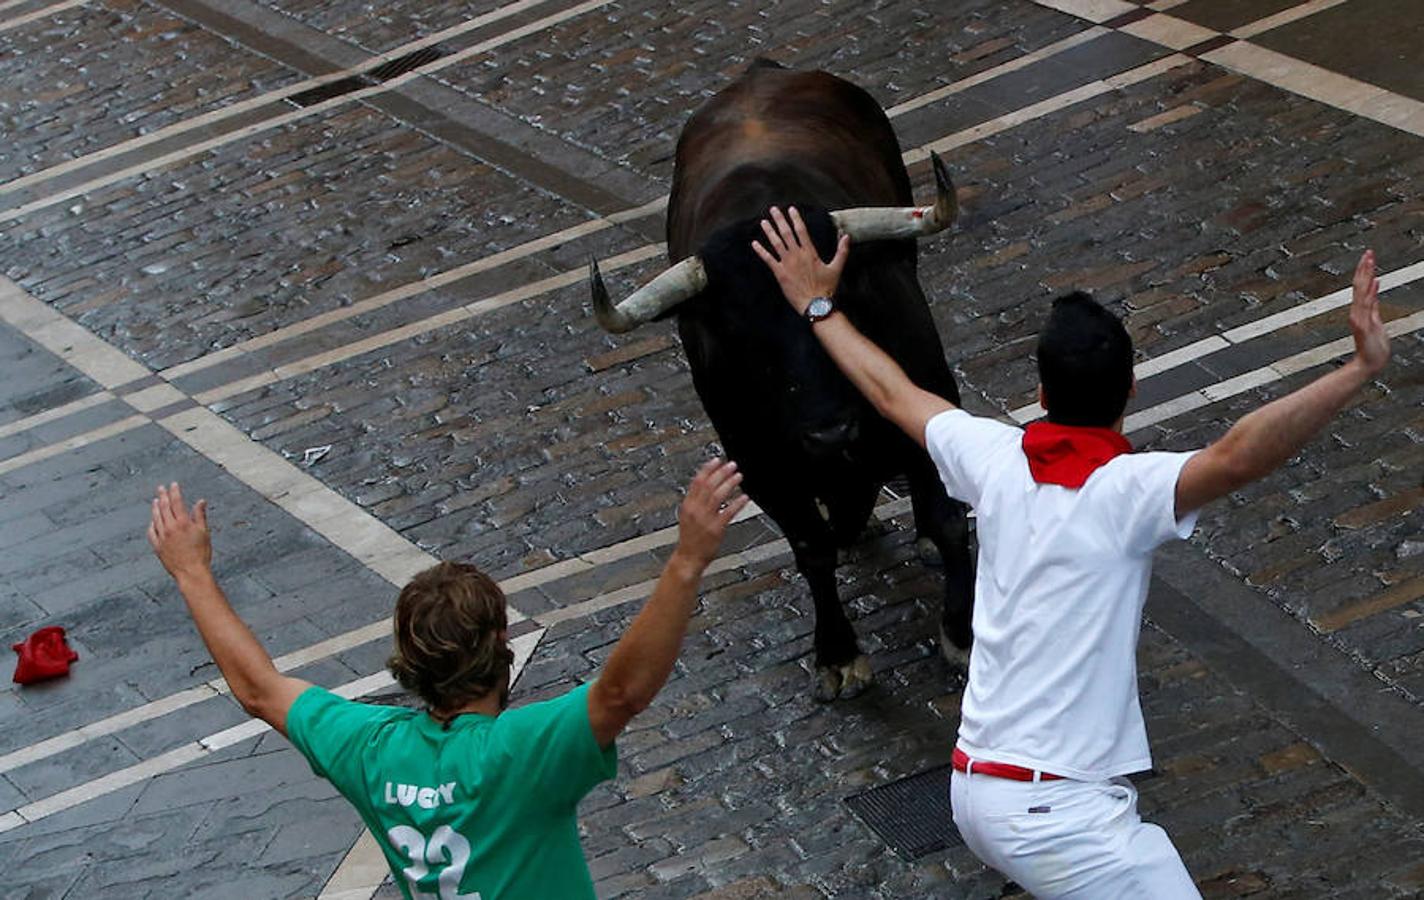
[
  {"left": 0, "top": 390, "right": 113, "bottom": 440},
  {"left": 1027, "top": 0, "right": 1138, "bottom": 25},
  {"left": 0, "top": 0, "right": 617, "bottom": 223},
  {"left": 190, "top": 242, "right": 666, "bottom": 405},
  {"left": 161, "top": 197, "right": 666, "bottom": 382},
  {"left": 1134, "top": 336, "right": 1230, "bottom": 378},
  {"left": 0, "top": 0, "right": 86, "bottom": 34},
  {"left": 1126, "top": 310, "right": 1424, "bottom": 433},
  {"left": 906, "top": 54, "right": 1194, "bottom": 166},
  {"left": 1201, "top": 41, "right": 1424, "bottom": 138},
  {"left": 1229, "top": 0, "right": 1347, "bottom": 39},
  {"left": 885, "top": 27, "right": 1109, "bottom": 118},
  {"left": 156, "top": 28, "right": 1113, "bottom": 390},
  {"left": 3, "top": 743, "right": 208, "bottom": 832},
  {"left": 0, "top": 628, "right": 543, "bottom": 836},
  {"left": 1120, "top": 13, "right": 1217, "bottom": 51},
  {"left": 1010, "top": 258, "right": 1424, "bottom": 423},
  {"left": 155, "top": 406, "right": 450, "bottom": 596},
  {"left": 0, "top": 685, "right": 218, "bottom": 775},
  {"left": 319, "top": 830, "right": 388, "bottom": 900},
  {"left": 0, "top": 414, "right": 149, "bottom": 475},
  {"left": 531, "top": 496, "right": 915, "bottom": 628},
  {"left": 187, "top": 56, "right": 1194, "bottom": 403},
  {"left": 0, "top": 278, "right": 150, "bottom": 387},
  {"left": 0, "top": 0, "right": 564, "bottom": 198}
]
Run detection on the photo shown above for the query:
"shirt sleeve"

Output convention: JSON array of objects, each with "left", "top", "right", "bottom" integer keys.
[
  {"left": 1102, "top": 451, "right": 1200, "bottom": 555},
  {"left": 492, "top": 682, "right": 617, "bottom": 811},
  {"left": 286, "top": 686, "right": 394, "bottom": 786},
  {"left": 923, "top": 409, "right": 1023, "bottom": 507}
]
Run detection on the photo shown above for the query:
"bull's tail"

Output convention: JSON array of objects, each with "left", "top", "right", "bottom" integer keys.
[{"left": 749, "top": 57, "right": 786, "bottom": 71}]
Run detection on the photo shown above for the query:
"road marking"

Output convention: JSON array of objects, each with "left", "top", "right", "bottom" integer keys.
[
  {"left": 1027, "top": 0, "right": 1137, "bottom": 24},
  {"left": 0, "top": 3, "right": 1370, "bottom": 844},
  {"left": 1202, "top": 42, "right": 1424, "bottom": 139},
  {"left": 1010, "top": 258, "right": 1424, "bottom": 423},
  {"left": 903, "top": 54, "right": 1193, "bottom": 167},
  {"left": 0, "top": 413, "right": 149, "bottom": 475},
  {"left": 0, "top": 274, "right": 457, "bottom": 593},
  {"left": 0, "top": 0, "right": 617, "bottom": 223},
  {"left": 885, "top": 27, "right": 1110, "bottom": 118},
  {"left": 1124, "top": 309, "right": 1424, "bottom": 433},
  {"left": 186, "top": 53, "right": 1195, "bottom": 408},
  {"left": 190, "top": 242, "right": 667, "bottom": 405},
  {"left": 0, "top": 0, "right": 86, "bottom": 34},
  {"left": 0, "top": 24, "right": 1371, "bottom": 780},
  {"left": 1228, "top": 0, "right": 1347, "bottom": 40},
  {"left": 0, "top": 390, "right": 113, "bottom": 440},
  {"left": 319, "top": 829, "right": 388, "bottom": 900},
  {"left": 0, "top": 628, "right": 533, "bottom": 835},
  {"left": 0, "top": 0, "right": 566, "bottom": 199},
  {"left": 1027, "top": 0, "right": 1424, "bottom": 139}
]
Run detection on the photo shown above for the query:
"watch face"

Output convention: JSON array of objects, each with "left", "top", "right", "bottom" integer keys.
[{"left": 807, "top": 297, "right": 834, "bottom": 320}]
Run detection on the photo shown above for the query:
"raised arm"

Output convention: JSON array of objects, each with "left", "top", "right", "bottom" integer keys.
[
  {"left": 1175, "top": 250, "right": 1391, "bottom": 518},
  {"left": 147, "top": 484, "right": 309, "bottom": 735},
  {"left": 587, "top": 459, "right": 749, "bottom": 747},
  {"left": 752, "top": 206, "right": 955, "bottom": 446}
]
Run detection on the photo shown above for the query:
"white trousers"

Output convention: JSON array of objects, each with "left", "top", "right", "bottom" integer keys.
[{"left": 950, "top": 770, "right": 1200, "bottom": 899}]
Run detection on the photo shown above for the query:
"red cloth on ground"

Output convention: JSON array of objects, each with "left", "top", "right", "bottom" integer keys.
[
  {"left": 11, "top": 626, "right": 79, "bottom": 685},
  {"left": 1022, "top": 422, "right": 1132, "bottom": 488}
]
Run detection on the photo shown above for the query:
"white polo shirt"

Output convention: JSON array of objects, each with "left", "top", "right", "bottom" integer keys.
[{"left": 925, "top": 409, "right": 1199, "bottom": 781}]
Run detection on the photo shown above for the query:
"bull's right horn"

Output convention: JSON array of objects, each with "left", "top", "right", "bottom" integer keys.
[
  {"left": 590, "top": 255, "right": 708, "bottom": 334},
  {"left": 830, "top": 151, "right": 959, "bottom": 242}
]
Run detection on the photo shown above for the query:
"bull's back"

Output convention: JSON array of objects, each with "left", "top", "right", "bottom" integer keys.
[{"left": 667, "top": 66, "right": 911, "bottom": 257}]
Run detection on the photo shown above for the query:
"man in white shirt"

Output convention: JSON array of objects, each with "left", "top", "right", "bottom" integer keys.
[{"left": 752, "top": 206, "right": 1392, "bottom": 898}]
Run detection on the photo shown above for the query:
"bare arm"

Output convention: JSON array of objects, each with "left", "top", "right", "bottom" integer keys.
[
  {"left": 587, "top": 460, "right": 749, "bottom": 747},
  {"left": 148, "top": 484, "right": 310, "bottom": 736},
  {"left": 752, "top": 206, "right": 956, "bottom": 446},
  {"left": 1175, "top": 250, "right": 1391, "bottom": 518}
]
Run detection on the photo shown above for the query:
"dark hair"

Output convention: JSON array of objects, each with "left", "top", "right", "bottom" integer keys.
[
  {"left": 387, "top": 562, "right": 513, "bottom": 714},
  {"left": 1036, "top": 291, "right": 1134, "bottom": 427}
]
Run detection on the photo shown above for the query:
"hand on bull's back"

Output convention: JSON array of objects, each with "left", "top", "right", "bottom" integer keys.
[{"left": 751, "top": 206, "right": 850, "bottom": 314}]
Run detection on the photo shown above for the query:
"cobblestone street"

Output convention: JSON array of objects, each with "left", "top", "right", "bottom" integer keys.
[{"left": 1, "top": 0, "right": 1422, "bottom": 896}]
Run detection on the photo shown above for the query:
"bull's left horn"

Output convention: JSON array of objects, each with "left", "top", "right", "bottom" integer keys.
[
  {"left": 590, "top": 255, "right": 708, "bottom": 334},
  {"left": 830, "top": 151, "right": 959, "bottom": 242}
]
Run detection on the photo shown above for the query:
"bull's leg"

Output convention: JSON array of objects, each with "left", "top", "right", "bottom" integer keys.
[
  {"left": 905, "top": 456, "right": 975, "bottom": 668},
  {"left": 790, "top": 539, "right": 873, "bottom": 702}
]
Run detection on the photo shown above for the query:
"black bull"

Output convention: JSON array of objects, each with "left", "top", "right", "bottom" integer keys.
[{"left": 590, "top": 62, "right": 975, "bottom": 701}]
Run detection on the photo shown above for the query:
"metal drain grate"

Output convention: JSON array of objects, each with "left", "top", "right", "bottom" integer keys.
[
  {"left": 285, "top": 45, "right": 448, "bottom": 107},
  {"left": 845, "top": 764, "right": 963, "bottom": 861},
  {"left": 367, "top": 45, "right": 447, "bottom": 81},
  {"left": 287, "top": 75, "right": 374, "bottom": 107}
]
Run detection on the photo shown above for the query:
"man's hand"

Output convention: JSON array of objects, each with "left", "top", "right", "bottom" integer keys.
[
  {"left": 674, "top": 459, "right": 749, "bottom": 568},
  {"left": 751, "top": 206, "right": 851, "bottom": 314},
  {"left": 147, "top": 482, "right": 213, "bottom": 583},
  {"left": 1350, "top": 249, "right": 1390, "bottom": 376}
]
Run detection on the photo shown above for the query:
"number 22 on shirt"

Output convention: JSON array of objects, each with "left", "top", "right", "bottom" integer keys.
[{"left": 387, "top": 825, "right": 482, "bottom": 899}]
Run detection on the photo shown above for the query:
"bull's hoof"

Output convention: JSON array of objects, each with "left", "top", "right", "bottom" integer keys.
[
  {"left": 813, "top": 655, "right": 874, "bottom": 703},
  {"left": 915, "top": 537, "right": 944, "bottom": 568},
  {"left": 939, "top": 622, "right": 970, "bottom": 670}
]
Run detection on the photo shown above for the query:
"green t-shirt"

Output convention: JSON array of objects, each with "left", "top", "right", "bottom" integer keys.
[{"left": 286, "top": 682, "right": 616, "bottom": 899}]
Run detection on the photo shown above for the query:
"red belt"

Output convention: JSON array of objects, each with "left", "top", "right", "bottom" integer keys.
[{"left": 952, "top": 747, "right": 1064, "bottom": 782}]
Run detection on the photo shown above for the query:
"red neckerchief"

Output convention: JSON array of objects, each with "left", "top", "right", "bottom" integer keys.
[{"left": 1022, "top": 422, "right": 1132, "bottom": 488}]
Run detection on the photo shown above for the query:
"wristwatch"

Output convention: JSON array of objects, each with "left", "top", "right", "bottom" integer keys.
[{"left": 805, "top": 296, "right": 836, "bottom": 323}]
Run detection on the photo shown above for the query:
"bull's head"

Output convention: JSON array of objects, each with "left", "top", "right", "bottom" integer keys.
[{"left": 589, "top": 152, "right": 958, "bottom": 333}]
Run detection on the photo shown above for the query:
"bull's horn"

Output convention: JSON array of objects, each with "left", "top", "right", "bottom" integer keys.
[
  {"left": 590, "top": 255, "right": 707, "bottom": 334},
  {"left": 830, "top": 151, "right": 958, "bottom": 242}
]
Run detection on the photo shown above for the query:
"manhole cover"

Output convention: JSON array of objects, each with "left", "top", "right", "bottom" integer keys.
[{"left": 845, "top": 764, "right": 963, "bottom": 861}]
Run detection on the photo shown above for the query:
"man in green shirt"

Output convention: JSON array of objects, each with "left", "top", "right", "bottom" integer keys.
[{"left": 147, "top": 458, "right": 748, "bottom": 898}]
